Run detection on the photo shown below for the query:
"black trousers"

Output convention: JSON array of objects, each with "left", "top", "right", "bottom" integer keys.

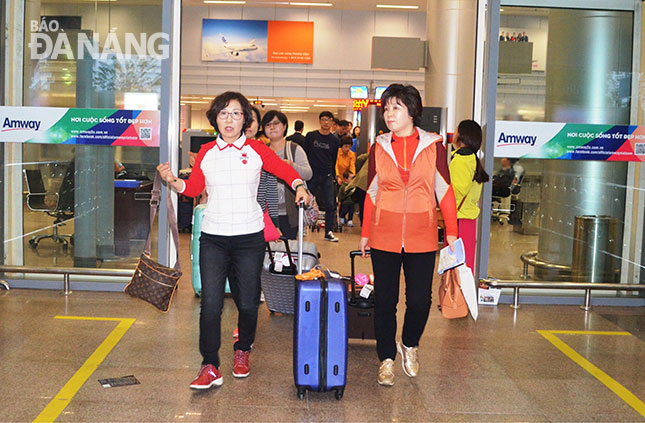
[
  {"left": 198, "top": 230, "right": 265, "bottom": 368},
  {"left": 370, "top": 248, "right": 436, "bottom": 361}
]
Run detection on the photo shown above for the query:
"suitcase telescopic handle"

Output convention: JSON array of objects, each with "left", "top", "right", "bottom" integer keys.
[
  {"left": 349, "top": 250, "right": 371, "bottom": 303},
  {"left": 297, "top": 201, "right": 305, "bottom": 275}
]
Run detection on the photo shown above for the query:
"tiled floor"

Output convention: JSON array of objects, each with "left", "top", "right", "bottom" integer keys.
[{"left": 1, "top": 218, "right": 645, "bottom": 422}]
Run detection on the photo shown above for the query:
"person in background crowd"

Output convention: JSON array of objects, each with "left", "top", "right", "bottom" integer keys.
[
  {"left": 337, "top": 119, "right": 351, "bottom": 138},
  {"left": 448, "top": 120, "right": 489, "bottom": 271},
  {"left": 505, "top": 32, "right": 510, "bottom": 41},
  {"left": 500, "top": 32, "right": 505, "bottom": 41},
  {"left": 511, "top": 32, "right": 517, "bottom": 41},
  {"left": 335, "top": 135, "right": 356, "bottom": 185},
  {"left": 492, "top": 157, "right": 515, "bottom": 197},
  {"left": 337, "top": 171, "right": 355, "bottom": 227},
  {"left": 250, "top": 107, "right": 279, "bottom": 226},
  {"left": 245, "top": 106, "right": 261, "bottom": 140},
  {"left": 157, "top": 91, "right": 307, "bottom": 391},
  {"left": 286, "top": 120, "right": 306, "bottom": 147},
  {"left": 347, "top": 148, "right": 368, "bottom": 225},
  {"left": 351, "top": 126, "right": 361, "bottom": 153},
  {"left": 331, "top": 117, "right": 340, "bottom": 135},
  {"left": 303, "top": 111, "right": 341, "bottom": 242},
  {"left": 359, "top": 83, "right": 458, "bottom": 387},
  {"left": 261, "top": 110, "right": 312, "bottom": 239}
]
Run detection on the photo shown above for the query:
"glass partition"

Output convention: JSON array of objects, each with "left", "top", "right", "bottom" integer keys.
[
  {"left": 489, "top": 6, "right": 644, "bottom": 296},
  {"left": 2, "top": 0, "right": 163, "bottom": 271}
]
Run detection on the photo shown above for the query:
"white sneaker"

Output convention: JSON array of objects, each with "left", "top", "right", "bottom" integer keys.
[
  {"left": 340, "top": 218, "right": 345, "bottom": 226},
  {"left": 324, "top": 231, "right": 339, "bottom": 242},
  {"left": 346, "top": 221, "right": 354, "bottom": 228},
  {"left": 397, "top": 341, "right": 419, "bottom": 377}
]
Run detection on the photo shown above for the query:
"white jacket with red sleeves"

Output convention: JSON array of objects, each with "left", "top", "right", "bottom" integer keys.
[{"left": 180, "top": 135, "right": 302, "bottom": 236}]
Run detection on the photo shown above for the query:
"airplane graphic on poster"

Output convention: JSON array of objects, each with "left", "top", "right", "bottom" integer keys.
[{"left": 220, "top": 34, "right": 258, "bottom": 56}]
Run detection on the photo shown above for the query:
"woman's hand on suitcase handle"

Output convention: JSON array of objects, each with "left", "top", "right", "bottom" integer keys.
[
  {"left": 359, "top": 237, "right": 370, "bottom": 257},
  {"left": 294, "top": 185, "right": 309, "bottom": 205}
]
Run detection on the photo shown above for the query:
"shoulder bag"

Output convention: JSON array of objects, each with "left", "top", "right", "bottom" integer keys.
[{"left": 124, "top": 172, "right": 182, "bottom": 312}]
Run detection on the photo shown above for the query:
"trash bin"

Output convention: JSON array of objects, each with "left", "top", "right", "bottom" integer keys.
[{"left": 572, "top": 215, "right": 621, "bottom": 283}]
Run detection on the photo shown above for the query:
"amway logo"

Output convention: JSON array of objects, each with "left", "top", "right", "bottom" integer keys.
[
  {"left": 2, "top": 117, "right": 41, "bottom": 132},
  {"left": 497, "top": 132, "right": 537, "bottom": 146}
]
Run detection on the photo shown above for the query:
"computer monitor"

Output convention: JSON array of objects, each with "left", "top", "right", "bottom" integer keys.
[
  {"left": 349, "top": 85, "right": 368, "bottom": 99},
  {"left": 374, "top": 86, "right": 387, "bottom": 100}
]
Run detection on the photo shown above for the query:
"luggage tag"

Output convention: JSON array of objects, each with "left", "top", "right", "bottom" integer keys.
[
  {"left": 274, "top": 252, "right": 284, "bottom": 272},
  {"left": 359, "top": 283, "right": 374, "bottom": 299}
]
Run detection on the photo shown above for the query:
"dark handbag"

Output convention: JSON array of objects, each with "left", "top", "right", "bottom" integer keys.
[{"left": 124, "top": 172, "right": 182, "bottom": 312}]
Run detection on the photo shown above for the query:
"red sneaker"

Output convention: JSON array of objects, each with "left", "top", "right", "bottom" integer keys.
[
  {"left": 232, "top": 350, "right": 250, "bottom": 378},
  {"left": 189, "top": 364, "right": 223, "bottom": 390}
]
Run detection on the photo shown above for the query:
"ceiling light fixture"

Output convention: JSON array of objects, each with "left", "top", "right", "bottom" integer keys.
[
  {"left": 376, "top": 4, "right": 419, "bottom": 9},
  {"left": 204, "top": 0, "right": 246, "bottom": 4},
  {"left": 288, "top": 2, "right": 333, "bottom": 7},
  {"left": 313, "top": 104, "right": 345, "bottom": 107}
]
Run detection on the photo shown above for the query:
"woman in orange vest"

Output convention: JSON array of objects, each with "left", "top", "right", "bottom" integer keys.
[{"left": 359, "top": 84, "right": 458, "bottom": 386}]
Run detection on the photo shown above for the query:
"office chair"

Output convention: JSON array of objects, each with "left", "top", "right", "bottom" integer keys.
[{"left": 23, "top": 168, "right": 74, "bottom": 250}]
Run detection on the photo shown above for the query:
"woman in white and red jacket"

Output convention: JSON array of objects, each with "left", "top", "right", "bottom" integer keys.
[
  {"left": 158, "top": 92, "right": 307, "bottom": 391},
  {"left": 358, "top": 84, "right": 458, "bottom": 386}
]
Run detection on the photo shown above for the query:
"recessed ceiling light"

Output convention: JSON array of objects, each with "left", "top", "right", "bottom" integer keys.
[
  {"left": 288, "top": 2, "right": 333, "bottom": 7},
  {"left": 376, "top": 4, "right": 419, "bottom": 9},
  {"left": 204, "top": 0, "right": 246, "bottom": 4}
]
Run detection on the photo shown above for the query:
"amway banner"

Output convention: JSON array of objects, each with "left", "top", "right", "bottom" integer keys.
[
  {"left": 494, "top": 121, "right": 645, "bottom": 162},
  {"left": 0, "top": 106, "right": 160, "bottom": 147}
]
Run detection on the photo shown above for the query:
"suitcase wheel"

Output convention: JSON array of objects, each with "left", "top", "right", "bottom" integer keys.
[
  {"left": 334, "top": 388, "right": 344, "bottom": 400},
  {"left": 297, "top": 387, "right": 306, "bottom": 400}
]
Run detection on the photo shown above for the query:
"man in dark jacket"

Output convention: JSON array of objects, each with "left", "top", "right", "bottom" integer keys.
[{"left": 304, "top": 111, "right": 340, "bottom": 241}]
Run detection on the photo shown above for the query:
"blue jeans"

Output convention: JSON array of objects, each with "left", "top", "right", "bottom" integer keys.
[
  {"left": 308, "top": 171, "right": 336, "bottom": 232},
  {"left": 198, "top": 230, "right": 265, "bottom": 368}
]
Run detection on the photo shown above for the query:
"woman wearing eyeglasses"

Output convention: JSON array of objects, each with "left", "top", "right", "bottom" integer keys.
[
  {"left": 157, "top": 91, "right": 308, "bottom": 390},
  {"left": 260, "top": 110, "right": 312, "bottom": 239}
]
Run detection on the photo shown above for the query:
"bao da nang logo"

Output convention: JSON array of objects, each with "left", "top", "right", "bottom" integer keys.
[{"left": 28, "top": 19, "right": 170, "bottom": 61}]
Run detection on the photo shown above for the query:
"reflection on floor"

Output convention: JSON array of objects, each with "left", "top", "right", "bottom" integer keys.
[
  {"left": 488, "top": 220, "right": 538, "bottom": 280},
  {"left": 2, "top": 215, "right": 645, "bottom": 422}
]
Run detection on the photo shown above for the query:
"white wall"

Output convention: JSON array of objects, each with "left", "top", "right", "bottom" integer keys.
[{"left": 181, "top": 6, "right": 427, "bottom": 100}]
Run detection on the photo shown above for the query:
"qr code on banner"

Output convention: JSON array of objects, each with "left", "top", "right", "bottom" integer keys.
[
  {"left": 139, "top": 127, "right": 152, "bottom": 141},
  {"left": 635, "top": 143, "right": 645, "bottom": 155}
]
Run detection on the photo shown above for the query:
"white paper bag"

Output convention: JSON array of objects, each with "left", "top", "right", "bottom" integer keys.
[{"left": 457, "top": 265, "right": 478, "bottom": 321}]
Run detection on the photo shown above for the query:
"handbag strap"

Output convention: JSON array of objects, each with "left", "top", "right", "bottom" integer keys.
[{"left": 144, "top": 171, "right": 181, "bottom": 271}]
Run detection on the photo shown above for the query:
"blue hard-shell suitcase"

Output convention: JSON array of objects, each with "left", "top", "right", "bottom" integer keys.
[
  {"left": 293, "top": 277, "right": 348, "bottom": 400},
  {"left": 191, "top": 204, "right": 230, "bottom": 297}
]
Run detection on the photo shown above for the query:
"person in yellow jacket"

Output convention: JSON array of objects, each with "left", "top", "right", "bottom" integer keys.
[{"left": 449, "top": 120, "right": 490, "bottom": 271}]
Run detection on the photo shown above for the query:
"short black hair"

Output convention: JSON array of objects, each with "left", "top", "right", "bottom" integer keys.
[
  {"left": 294, "top": 120, "right": 304, "bottom": 131},
  {"left": 333, "top": 117, "right": 341, "bottom": 125},
  {"left": 339, "top": 119, "right": 350, "bottom": 127},
  {"left": 205, "top": 91, "right": 254, "bottom": 135},
  {"left": 380, "top": 84, "right": 423, "bottom": 126},
  {"left": 261, "top": 110, "right": 289, "bottom": 137},
  {"left": 319, "top": 111, "right": 333, "bottom": 120},
  {"left": 340, "top": 135, "right": 353, "bottom": 147}
]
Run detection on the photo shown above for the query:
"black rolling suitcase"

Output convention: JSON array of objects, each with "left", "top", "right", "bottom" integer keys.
[{"left": 347, "top": 250, "right": 376, "bottom": 340}]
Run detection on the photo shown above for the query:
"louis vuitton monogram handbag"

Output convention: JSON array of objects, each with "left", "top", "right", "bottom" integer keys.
[{"left": 124, "top": 172, "right": 182, "bottom": 312}]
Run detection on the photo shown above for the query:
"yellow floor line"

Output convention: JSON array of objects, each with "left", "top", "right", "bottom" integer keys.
[
  {"left": 537, "top": 330, "right": 645, "bottom": 418},
  {"left": 33, "top": 316, "right": 136, "bottom": 423}
]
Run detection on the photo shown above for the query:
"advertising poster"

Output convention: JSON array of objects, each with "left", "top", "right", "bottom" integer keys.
[
  {"left": 202, "top": 19, "right": 313, "bottom": 64},
  {"left": 267, "top": 21, "right": 313, "bottom": 64},
  {"left": 494, "top": 121, "right": 645, "bottom": 162},
  {"left": 0, "top": 106, "right": 160, "bottom": 147},
  {"left": 202, "top": 19, "right": 268, "bottom": 62}
]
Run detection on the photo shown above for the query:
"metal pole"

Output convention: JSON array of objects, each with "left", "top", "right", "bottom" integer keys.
[
  {"left": 0, "top": 280, "right": 9, "bottom": 290},
  {"left": 521, "top": 262, "right": 529, "bottom": 279},
  {"left": 63, "top": 273, "right": 71, "bottom": 295},
  {"left": 510, "top": 287, "right": 520, "bottom": 309},
  {"left": 581, "top": 289, "right": 591, "bottom": 311}
]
